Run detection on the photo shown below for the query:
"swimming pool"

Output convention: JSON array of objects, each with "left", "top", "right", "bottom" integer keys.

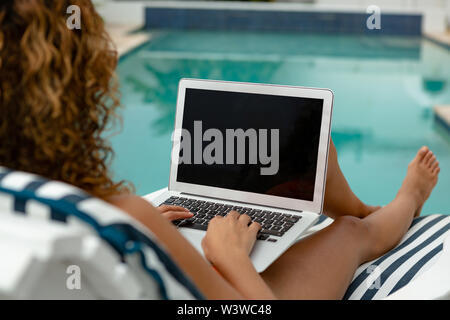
[{"left": 113, "top": 30, "right": 450, "bottom": 215}]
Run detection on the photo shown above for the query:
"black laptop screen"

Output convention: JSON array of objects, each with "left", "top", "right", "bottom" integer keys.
[{"left": 176, "top": 88, "right": 324, "bottom": 201}]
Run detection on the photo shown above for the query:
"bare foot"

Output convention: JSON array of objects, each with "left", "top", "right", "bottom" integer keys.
[{"left": 397, "top": 146, "right": 440, "bottom": 217}]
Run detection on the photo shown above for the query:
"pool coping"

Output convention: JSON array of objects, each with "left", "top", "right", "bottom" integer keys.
[
  {"left": 424, "top": 32, "right": 450, "bottom": 51},
  {"left": 434, "top": 106, "right": 450, "bottom": 133},
  {"left": 106, "top": 24, "right": 151, "bottom": 59}
]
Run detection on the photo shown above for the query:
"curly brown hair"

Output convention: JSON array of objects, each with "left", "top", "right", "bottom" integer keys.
[{"left": 0, "top": 0, "right": 131, "bottom": 198}]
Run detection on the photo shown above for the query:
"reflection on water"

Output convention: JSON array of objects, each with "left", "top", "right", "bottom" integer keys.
[
  {"left": 125, "top": 58, "right": 282, "bottom": 135},
  {"left": 113, "top": 30, "right": 450, "bottom": 215},
  {"left": 331, "top": 130, "right": 373, "bottom": 162}
]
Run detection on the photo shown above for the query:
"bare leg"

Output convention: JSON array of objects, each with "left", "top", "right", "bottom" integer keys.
[
  {"left": 323, "top": 139, "right": 380, "bottom": 219},
  {"left": 262, "top": 147, "right": 439, "bottom": 299}
]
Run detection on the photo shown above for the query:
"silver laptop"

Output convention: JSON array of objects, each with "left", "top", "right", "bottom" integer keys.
[{"left": 152, "top": 79, "right": 334, "bottom": 272}]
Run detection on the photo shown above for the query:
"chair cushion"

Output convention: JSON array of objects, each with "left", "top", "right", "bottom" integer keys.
[
  {"left": 312, "top": 214, "right": 450, "bottom": 299},
  {"left": 0, "top": 167, "right": 204, "bottom": 300}
]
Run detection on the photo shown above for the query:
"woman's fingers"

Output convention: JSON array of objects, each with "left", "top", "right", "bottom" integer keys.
[
  {"left": 158, "top": 205, "right": 189, "bottom": 213},
  {"left": 158, "top": 205, "right": 192, "bottom": 221},
  {"left": 248, "top": 222, "right": 262, "bottom": 237},
  {"left": 238, "top": 213, "right": 251, "bottom": 226},
  {"left": 226, "top": 210, "right": 240, "bottom": 220},
  {"left": 230, "top": 212, "right": 259, "bottom": 237},
  {"left": 210, "top": 215, "right": 224, "bottom": 222},
  {"left": 161, "top": 210, "right": 193, "bottom": 221}
]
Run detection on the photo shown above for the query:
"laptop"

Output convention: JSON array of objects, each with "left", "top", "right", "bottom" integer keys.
[{"left": 151, "top": 79, "right": 334, "bottom": 272}]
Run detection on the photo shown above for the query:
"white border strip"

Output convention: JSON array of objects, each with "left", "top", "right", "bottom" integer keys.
[{"left": 144, "top": 1, "right": 423, "bottom": 15}]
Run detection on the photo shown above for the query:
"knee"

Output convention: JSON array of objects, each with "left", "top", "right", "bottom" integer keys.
[
  {"left": 333, "top": 215, "right": 371, "bottom": 241},
  {"left": 328, "top": 139, "right": 338, "bottom": 163},
  {"left": 333, "top": 215, "right": 380, "bottom": 260}
]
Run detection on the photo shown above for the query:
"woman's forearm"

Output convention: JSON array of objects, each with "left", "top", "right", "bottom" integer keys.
[{"left": 213, "top": 253, "right": 276, "bottom": 299}]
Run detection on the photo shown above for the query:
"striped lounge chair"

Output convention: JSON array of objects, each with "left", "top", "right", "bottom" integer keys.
[
  {"left": 302, "top": 214, "right": 450, "bottom": 299},
  {"left": 1, "top": 167, "right": 449, "bottom": 299}
]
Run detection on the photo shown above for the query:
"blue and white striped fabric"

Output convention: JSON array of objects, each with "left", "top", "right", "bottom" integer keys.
[
  {"left": 311, "top": 213, "right": 450, "bottom": 299},
  {"left": 0, "top": 167, "right": 204, "bottom": 300}
]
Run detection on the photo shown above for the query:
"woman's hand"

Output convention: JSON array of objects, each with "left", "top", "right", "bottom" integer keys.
[
  {"left": 201, "top": 211, "right": 261, "bottom": 269},
  {"left": 156, "top": 205, "right": 193, "bottom": 221}
]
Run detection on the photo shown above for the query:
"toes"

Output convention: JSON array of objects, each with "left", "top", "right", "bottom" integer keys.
[
  {"left": 431, "top": 160, "right": 439, "bottom": 169},
  {"left": 423, "top": 150, "right": 434, "bottom": 165},
  {"left": 432, "top": 166, "right": 440, "bottom": 175},
  {"left": 428, "top": 155, "right": 437, "bottom": 168},
  {"left": 417, "top": 146, "right": 429, "bottom": 161},
  {"left": 431, "top": 161, "right": 439, "bottom": 172}
]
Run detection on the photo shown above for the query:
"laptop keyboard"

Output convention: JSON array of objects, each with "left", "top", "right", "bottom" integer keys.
[{"left": 159, "top": 196, "right": 302, "bottom": 242}]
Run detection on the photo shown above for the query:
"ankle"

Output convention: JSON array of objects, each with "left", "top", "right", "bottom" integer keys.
[{"left": 395, "top": 190, "right": 421, "bottom": 213}]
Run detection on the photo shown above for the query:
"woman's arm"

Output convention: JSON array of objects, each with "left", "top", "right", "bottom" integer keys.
[
  {"left": 108, "top": 194, "right": 276, "bottom": 299},
  {"left": 202, "top": 211, "right": 276, "bottom": 299}
]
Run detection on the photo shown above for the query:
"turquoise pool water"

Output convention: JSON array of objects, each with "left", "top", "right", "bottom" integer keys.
[{"left": 113, "top": 30, "right": 450, "bottom": 215}]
